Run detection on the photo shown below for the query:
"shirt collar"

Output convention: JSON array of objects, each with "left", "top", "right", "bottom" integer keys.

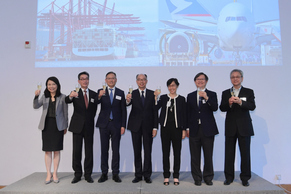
[
  {"left": 232, "top": 86, "right": 242, "bottom": 91},
  {"left": 138, "top": 88, "right": 146, "bottom": 95},
  {"left": 197, "top": 88, "right": 206, "bottom": 92},
  {"left": 81, "top": 88, "right": 88, "bottom": 93},
  {"left": 108, "top": 86, "right": 115, "bottom": 91}
]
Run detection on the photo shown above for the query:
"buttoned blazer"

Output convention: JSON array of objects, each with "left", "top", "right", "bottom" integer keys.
[
  {"left": 187, "top": 89, "right": 219, "bottom": 137},
  {"left": 219, "top": 86, "right": 256, "bottom": 137},
  {"left": 96, "top": 87, "right": 127, "bottom": 129},
  {"left": 157, "top": 94, "right": 187, "bottom": 130},
  {"left": 33, "top": 94, "right": 68, "bottom": 131},
  {"left": 127, "top": 89, "right": 158, "bottom": 132},
  {"left": 65, "top": 89, "right": 98, "bottom": 134}
]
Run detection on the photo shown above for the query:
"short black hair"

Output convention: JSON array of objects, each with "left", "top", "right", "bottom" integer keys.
[
  {"left": 44, "top": 76, "right": 61, "bottom": 98},
  {"left": 167, "top": 78, "right": 179, "bottom": 87},
  {"left": 136, "top": 74, "right": 147, "bottom": 79},
  {"left": 106, "top": 71, "right": 116, "bottom": 78},
  {"left": 78, "top": 71, "right": 89, "bottom": 80},
  {"left": 194, "top": 72, "right": 209, "bottom": 81}
]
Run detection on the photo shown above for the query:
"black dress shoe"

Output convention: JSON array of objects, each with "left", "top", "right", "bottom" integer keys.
[
  {"left": 205, "top": 180, "right": 213, "bottom": 186},
  {"left": 71, "top": 177, "right": 81, "bottom": 184},
  {"left": 132, "top": 177, "right": 142, "bottom": 183},
  {"left": 242, "top": 181, "right": 249, "bottom": 187},
  {"left": 194, "top": 180, "right": 201, "bottom": 186},
  {"left": 98, "top": 174, "right": 108, "bottom": 183},
  {"left": 113, "top": 174, "right": 122, "bottom": 183},
  {"left": 144, "top": 177, "right": 152, "bottom": 184},
  {"left": 85, "top": 177, "right": 94, "bottom": 183},
  {"left": 224, "top": 180, "right": 233, "bottom": 185}
]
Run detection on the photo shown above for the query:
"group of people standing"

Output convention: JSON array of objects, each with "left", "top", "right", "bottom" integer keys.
[{"left": 33, "top": 69, "right": 255, "bottom": 188}]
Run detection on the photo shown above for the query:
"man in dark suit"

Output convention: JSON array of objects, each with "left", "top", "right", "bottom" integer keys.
[
  {"left": 126, "top": 74, "right": 158, "bottom": 184},
  {"left": 219, "top": 69, "right": 256, "bottom": 187},
  {"left": 65, "top": 71, "right": 97, "bottom": 184},
  {"left": 187, "top": 72, "right": 219, "bottom": 186},
  {"left": 96, "top": 71, "right": 127, "bottom": 183}
]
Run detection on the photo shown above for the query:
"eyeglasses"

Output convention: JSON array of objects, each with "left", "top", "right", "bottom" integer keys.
[
  {"left": 196, "top": 78, "right": 205, "bottom": 81},
  {"left": 137, "top": 79, "right": 147, "bottom": 81},
  {"left": 230, "top": 76, "right": 241, "bottom": 79}
]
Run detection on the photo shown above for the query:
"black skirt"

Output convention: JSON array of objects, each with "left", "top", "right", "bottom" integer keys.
[{"left": 42, "top": 117, "right": 64, "bottom": 151}]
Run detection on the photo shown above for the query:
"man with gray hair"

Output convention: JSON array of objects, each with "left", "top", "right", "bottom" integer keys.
[
  {"left": 126, "top": 74, "right": 158, "bottom": 184},
  {"left": 219, "top": 69, "right": 256, "bottom": 187}
]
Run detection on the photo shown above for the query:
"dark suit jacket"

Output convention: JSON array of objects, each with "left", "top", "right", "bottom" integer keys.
[
  {"left": 127, "top": 89, "right": 158, "bottom": 132},
  {"left": 157, "top": 94, "right": 187, "bottom": 130},
  {"left": 96, "top": 87, "right": 127, "bottom": 129},
  {"left": 219, "top": 86, "right": 256, "bottom": 137},
  {"left": 187, "top": 89, "right": 219, "bottom": 137},
  {"left": 65, "top": 89, "right": 98, "bottom": 134}
]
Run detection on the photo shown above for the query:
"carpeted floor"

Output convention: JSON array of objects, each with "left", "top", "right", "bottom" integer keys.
[{"left": 0, "top": 171, "right": 284, "bottom": 194}]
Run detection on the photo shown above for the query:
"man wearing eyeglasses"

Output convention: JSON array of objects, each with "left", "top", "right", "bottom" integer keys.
[
  {"left": 219, "top": 69, "right": 256, "bottom": 187},
  {"left": 126, "top": 74, "right": 158, "bottom": 184},
  {"left": 186, "top": 72, "right": 219, "bottom": 186},
  {"left": 65, "top": 71, "right": 98, "bottom": 184}
]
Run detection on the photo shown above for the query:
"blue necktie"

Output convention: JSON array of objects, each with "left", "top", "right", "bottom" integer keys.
[
  {"left": 141, "top": 91, "right": 145, "bottom": 106},
  {"left": 109, "top": 88, "right": 113, "bottom": 119}
]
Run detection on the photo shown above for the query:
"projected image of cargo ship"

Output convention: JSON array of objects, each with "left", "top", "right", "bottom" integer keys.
[{"left": 72, "top": 26, "right": 127, "bottom": 59}]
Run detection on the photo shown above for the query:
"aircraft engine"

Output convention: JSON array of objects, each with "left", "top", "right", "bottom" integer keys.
[
  {"left": 167, "top": 32, "right": 192, "bottom": 53},
  {"left": 214, "top": 48, "right": 223, "bottom": 59}
]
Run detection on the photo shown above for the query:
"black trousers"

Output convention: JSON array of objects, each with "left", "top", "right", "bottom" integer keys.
[
  {"left": 99, "top": 121, "right": 121, "bottom": 175},
  {"left": 131, "top": 124, "right": 153, "bottom": 179},
  {"left": 161, "top": 122, "right": 182, "bottom": 179},
  {"left": 189, "top": 125, "right": 214, "bottom": 182},
  {"left": 72, "top": 126, "right": 94, "bottom": 179},
  {"left": 224, "top": 132, "right": 251, "bottom": 182}
]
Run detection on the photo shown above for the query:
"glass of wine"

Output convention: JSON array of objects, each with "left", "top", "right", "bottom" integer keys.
[
  {"left": 75, "top": 84, "right": 80, "bottom": 98},
  {"left": 197, "top": 87, "right": 201, "bottom": 96},
  {"left": 129, "top": 85, "right": 133, "bottom": 99},
  {"left": 129, "top": 85, "right": 133, "bottom": 94},
  {"left": 230, "top": 88, "right": 235, "bottom": 97},
  {"left": 156, "top": 86, "right": 161, "bottom": 101},
  {"left": 102, "top": 82, "right": 106, "bottom": 96},
  {"left": 37, "top": 82, "right": 42, "bottom": 91}
]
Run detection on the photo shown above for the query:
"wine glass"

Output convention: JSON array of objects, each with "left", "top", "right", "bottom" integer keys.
[
  {"left": 37, "top": 82, "right": 42, "bottom": 91},
  {"left": 156, "top": 86, "right": 161, "bottom": 101},
  {"left": 230, "top": 88, "right": 235, "bottom": 97},
  {"left": 75, "top": 84, "right": 80, "bottom": 98},
  {"left": 197, "top": 87, "right": 201, "bottom": 96},
  {"left": 129, "top": 85, "right": 133, "bottom": 99},
  {"left": 102, "top": 82, "right": 107, "bottom": 96}
]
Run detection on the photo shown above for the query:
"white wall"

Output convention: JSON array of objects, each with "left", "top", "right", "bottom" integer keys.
[{"left": 0, "top": 0, "right": 291, "bottom": 185}]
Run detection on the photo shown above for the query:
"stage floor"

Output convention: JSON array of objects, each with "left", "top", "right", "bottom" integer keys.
[{"left": 0, "top": 171, "right": 284, "bottom": 194}]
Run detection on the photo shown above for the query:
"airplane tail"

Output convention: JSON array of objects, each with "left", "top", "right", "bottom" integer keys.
[{"left": 163, "top": 0, "right": 211, "bottom": 20}]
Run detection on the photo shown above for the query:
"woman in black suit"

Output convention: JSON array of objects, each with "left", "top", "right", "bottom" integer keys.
[
  {"left": 33, "top": 77, "right": 68, "bottom": 184},
  {"left": 155, "top": 78, "right": 187, "bottom": 186}
]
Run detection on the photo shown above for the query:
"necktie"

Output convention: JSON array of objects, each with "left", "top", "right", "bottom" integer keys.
[
  {"left": 109, "top": 88, "right": 113, "bottom": 104},
  {"left": 109, "top": 88, "right": 113, "bottom": 119},
  {"left": 84, "top": 90, "right": 88, "bottom": 109},
  {"left": 141, "top": 90, "right": 145, "bottom": 106},
  {"left": 199, "top": 96, "right": 203, "bottom": 109}
]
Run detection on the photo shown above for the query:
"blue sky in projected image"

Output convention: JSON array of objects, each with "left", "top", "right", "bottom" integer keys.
[{"left": 36, "top": 0, "right": 281, "bottom": 67}]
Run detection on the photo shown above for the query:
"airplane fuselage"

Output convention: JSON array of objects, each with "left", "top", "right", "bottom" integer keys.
[{"left": 217, "top": 2, "right": 255, "bottom": 52}]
